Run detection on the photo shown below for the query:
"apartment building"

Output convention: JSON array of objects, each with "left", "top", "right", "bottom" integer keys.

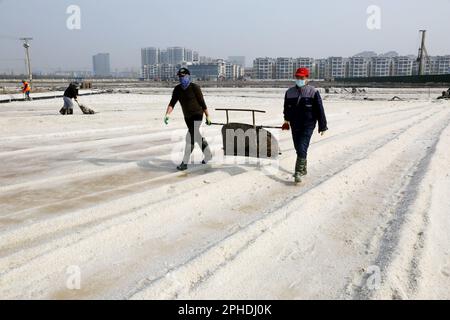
[
  {"left": 327, "top": 57, "right": 347, "bottom": 78},
  {"left": 253, "top": 58, "right": 276, "bottom": 79},
  {"left": 348, "top": 56, "right": 370, "bottom": 78},
  {"left": 430, "top": 55, "right": 450, "bottom": 75},
  {"left": 275, "top": 58, "right": 294, "bottom": 79},
  {"left": 369, "top": 56, "right": 393, "bottom": 77},
  {"left": 392, "top": 56, "right": 415, "bottom": 76},
  {"left": 225, "top": 63, "right": 243, "bottom": 80},
  {"left": 314, "top": 59, "right": 328, "bottom": 79}
]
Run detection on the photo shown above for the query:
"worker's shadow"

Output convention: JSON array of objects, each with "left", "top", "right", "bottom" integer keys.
[
  {"left": 237, "top": 161, "right": 296, "bottom": 186},
  {"left": 80, "top": 157, "right": 295, "bottom": 185},
  {"left": 80, "top": 157, "right": 246, "bottom": 176},
  {"left": 81, "top": 157, "right": 175, "bottom": 173},
  {"left": 82, "top": 157, "right": 138, "bottom": 167}
]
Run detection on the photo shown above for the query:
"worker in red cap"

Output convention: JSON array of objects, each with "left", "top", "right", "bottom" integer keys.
[{"left": 282, "top": 67, "right": 328, "bottom": 183}]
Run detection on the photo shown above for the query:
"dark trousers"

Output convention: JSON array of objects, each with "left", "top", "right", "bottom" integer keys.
[
  {"left": 183, "top": 115, "right": 211, "bottom": 163},
  {"left": 291, "top": 124, "right": 315, "bottom": 159}
]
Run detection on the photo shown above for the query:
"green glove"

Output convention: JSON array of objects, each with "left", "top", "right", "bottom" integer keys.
[
  {"left": 205, "top": 117, "right": 212, "bottom": 126},
  {"left": 164, "top": 115, "right": 169, "bottom": 125}
]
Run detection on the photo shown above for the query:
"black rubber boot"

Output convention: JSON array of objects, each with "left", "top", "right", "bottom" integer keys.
[
  {"left": 299, "top": 158, "right": 307, "bottom": 176},
  {"left": 293, "top": 157, "right": 303, "bottom": 183},
  {"left": 177, "top": 162, "right": 188, "bottom": 171}
]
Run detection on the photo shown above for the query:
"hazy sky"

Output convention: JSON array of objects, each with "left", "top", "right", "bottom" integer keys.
[{"left": 1, "top": 0, "right": 449, "bottom": 73}]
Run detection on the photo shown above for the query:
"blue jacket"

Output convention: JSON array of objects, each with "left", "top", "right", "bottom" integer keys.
[{"left": 283, "top": 85, "right": 328, "bottom": 132}]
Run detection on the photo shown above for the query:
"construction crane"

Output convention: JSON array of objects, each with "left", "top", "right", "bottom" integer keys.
[{"left": 417, "top": 30, "right": 430, "bottom": 76}]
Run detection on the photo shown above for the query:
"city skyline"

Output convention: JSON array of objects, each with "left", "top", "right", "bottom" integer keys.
[
  {"left": 3, "top": 49, "right": 450, "bottom": 79},
  {"left": 3, "top": 44, "right": 450, "bottom": 76},
  {"left": 1, "top": 0, "right": 450, "bottom": 74}
]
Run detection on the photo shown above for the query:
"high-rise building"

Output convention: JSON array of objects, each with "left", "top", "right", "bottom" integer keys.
[
  {"left": 92, "top": 53, "right": 111, "bottom": 77},
  {"left": 184, "top": 49, "right": 194, "bottom": 63},
  {"left": 253, "top": 58, "right": 276, "bottom": 79},
  {"left": 141, "top": 47, "right": 160, "bottom": 67},
  {"left": 167, "top": 47, "right": 185, "bottom": 65},
  {"left": 159, "top": 50, "right": 169, "bottom": 64},
  {"left": 141, "top": 46, "right": 202, "bottom": 80}
]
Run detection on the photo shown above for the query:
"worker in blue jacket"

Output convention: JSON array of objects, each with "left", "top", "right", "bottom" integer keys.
[{"left": 282, "top": 68, "right": 328, "bottom": 183}]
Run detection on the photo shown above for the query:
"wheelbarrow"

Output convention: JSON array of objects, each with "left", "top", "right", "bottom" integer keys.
[{"left": 211, "top": 108, "right": 283, "bottom": 159}]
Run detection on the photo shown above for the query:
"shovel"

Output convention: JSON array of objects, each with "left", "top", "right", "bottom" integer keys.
[{"left": 75, "top": 99, "right": 96, "bottom": 114}]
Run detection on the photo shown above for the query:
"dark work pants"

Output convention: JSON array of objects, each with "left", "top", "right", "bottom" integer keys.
[
  {"left": 291, "top": 124, "right": 315, "bottom": 159},
  {"left": 183, "top": 114, "right": 211, "bottom": 163}
]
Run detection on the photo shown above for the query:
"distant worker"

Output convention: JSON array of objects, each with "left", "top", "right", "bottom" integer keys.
[
  {"left": 60, "top": 82, "right": 79, "bottom": 115},
  {"left": 438, "top": 89, "right": 450, "bottom": 100},
  {"left": 164, "top": 68, "right": 213, "bottom": 171},
  {"left": 21, "top": 80, "right": 31, "bottom": 101},
  {"left": 282, "top": 68, "right": 328, "bottom": 183}
]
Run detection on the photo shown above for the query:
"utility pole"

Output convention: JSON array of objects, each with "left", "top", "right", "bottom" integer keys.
[
  {"left": 417, "top": 30, "right": 427, "bottom": 76},
  {"left": 20, "top": 37, "right": 33, "bottom": 88}
]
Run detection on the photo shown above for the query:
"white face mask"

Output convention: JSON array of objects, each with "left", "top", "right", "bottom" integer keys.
[{"left": 296, "top": 79, "right": 307, "bottom": 87}]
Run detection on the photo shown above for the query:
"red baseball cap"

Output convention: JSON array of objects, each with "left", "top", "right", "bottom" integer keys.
[{"left": 295, "top": 67, "right": 310, "bottom": 78}]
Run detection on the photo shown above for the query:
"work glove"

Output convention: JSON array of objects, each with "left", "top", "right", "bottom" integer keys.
[
  {"left": 319, "top": 128, "right": 328, "bottom": 136},
  {"left": 282, "top": 121, "right": 290, "bottom": 131},
  {"left": 164, "top": 114, "right": 170, "bottom": 125},
  {"left": 205, "top": 117, "right": 212, "bottom": 126}
]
